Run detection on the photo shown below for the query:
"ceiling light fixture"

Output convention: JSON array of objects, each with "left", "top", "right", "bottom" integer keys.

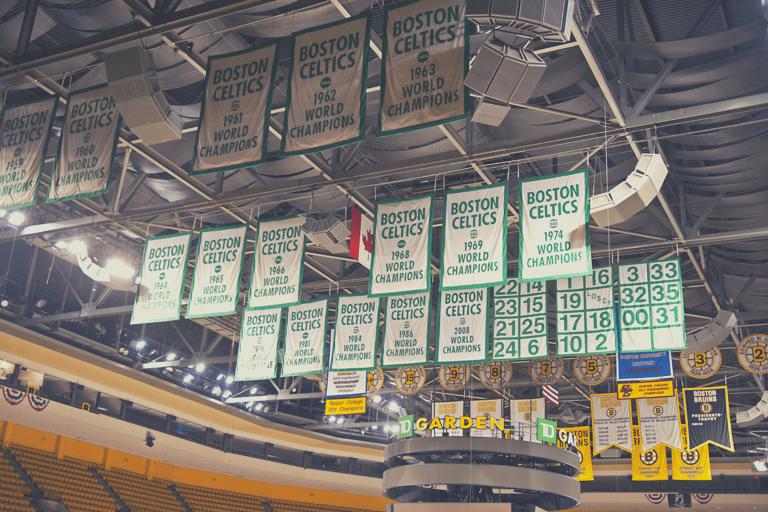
[
  {"left": 182, "top": 374, "right": 193, "bottom": 384},
  {"left": 7, "top": 211, "right": 25, "bottom": 227},
  {"left": 166, "top": 353, "right": 177, "bottom": 361},
  {"left": 195, "top": 363, "right": 205, "bottom": 373}
]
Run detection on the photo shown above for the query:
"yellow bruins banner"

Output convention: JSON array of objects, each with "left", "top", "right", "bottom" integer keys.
[
  {"left": 672, "top": 424, "right": 711, "bottom": 480},
  {"left": 557, "top": 426, "right": 594, "bottom": 481},
  {"left": 631, "top": 426, "right": 668, "bottom": 480}
]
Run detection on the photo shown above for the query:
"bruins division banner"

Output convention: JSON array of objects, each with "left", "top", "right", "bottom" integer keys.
[
  {"left": 282, "top": 298, "right": 328, "bottom": 377},
  {"left": 672, "top": 424, "right": 711, "bottom": 480},
  {"left": 330, "top": 295, "right": 380, "bottom": 371},
  {"left": 470, "top": 399, "right": 503, "bottom": 438},
  {"left": 47, "top": 84, "right": 122, "bottom": 204},
  {"left": 382, "top": 293, "right": 430, "bottom": 367},
  {"left": 0, "top": 95, "right": 58, "bottom": 210},
  {"left": 280, "top": 12, "right": 371, "bottom": 157},
  {"left": 558, "top": 426, "right": 594, "bottom": 481},
  {"left": 683, "top": 386, "right": 734, "bottom": 451},
  {"left": 131, "top": 232, "right": 192, "bottom": 324},
  {"left": 370, "top": 194, "right": 433, "bottom": 296},
  {"left": 631, "top": 426, "right": 668, "bottom": 481},
  {"left": 591, "top": 393, "right": 632, "bottom": 454},
  {"left": 433, "top": 401, "right": 463, "bottom": 437},
  {"left": 436, "top": 289, "right": 489, "bottom": 365},
  {"left": 441, "top": 183, "right": 508, "bottom": 290},
  {"left": 248, "top": 216, "right": 306, "bottom": 309},
  {"left": 378, "top": 0, "right": 469, "bottom": 136},
  {"left": 519, "top": 169, "right": 591, "bottom": 282},
  {"left": 510, "top": 398, "right": 545, "bottom": 442},
  {"left": 191, "top": 41, "right": 279, "bottom": 175},
  {"left": 187, "top": 224, "right": 247, "bottom": 319},
  {"left": 235, "top": 307, "right": 282, "bottom": 381},
  {"left": 637, "top": 393, "right": 683, "bottom": 452}
]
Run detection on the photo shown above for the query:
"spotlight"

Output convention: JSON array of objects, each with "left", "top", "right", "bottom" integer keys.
[
  {"left": 245, "top": 401, "right": 254, "bottom": 409},
  {"left": 134, "top": 276, "right": 141, "bottom": 285},
  {"left": 68, "top": 240, "right": 87, "bottom": 256},
  {"left": 7, "top": 211, "right": 25, "bottom": 227},
  {"left": 225, "top": 375, "right": 234, "bottom": 385},
  {"left": 328, "top": 415, "right": 336, "bottom": 423},
  {"left": 195, "top": 363, "right": 206, "bottom": 373},
  {"left": 146, "top": 432, "right": 155, "bottom": 448},
  {"left": 391, "top": 425, "right": 400, "bottom": 435},
  {"left": 250, "top": 387, "right": 259, "bottom": 395},
  {"left": 135, "top": 340, "right": 146, "bottom": 350},
  {"left": 0, "top": 300, "right": 8, "bottom": 308},
  {"left": 216, "top": 373, "right": 225, "bottom": 381},
  {"left": 182, "top": 374, "right": 194, "bottom": 384},
  {"left": 388, "top": 401, "right": 399, "bottom": 412},
  {"left": 384, "top": 424, "right": 391, "bottom": 432},
  {"left": 336, "top": 417, "right": 345, "bottom": 425},
  {"left": 371, "top": 425, "right": 378, "bottom": 430},
  {"left": 372, "top": 395, "right": 382, "bottom": 404},
  {"left": 166, "top": 353, "right": 177, "bottom": 361},
  {"left": 53, "top": 240, "right": 69, "bottom": 251},
  {"left": 107, "top": 259, "right": 135, "bottom": 279},
  {"left": 222, "top": 390, "right": 232, "bottom": 399},
  {"left": 211, "top": 386, "right": 222, "bottom": 397},
  {"left": 255, "top": 403, "right": 264, "bottom": 411}
]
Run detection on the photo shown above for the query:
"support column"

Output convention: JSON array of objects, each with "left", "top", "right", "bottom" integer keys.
[
  {"left": 54, "top": 435, "right": 67, "bottom": 460},
  {"left": 16, "top": 245, "right": 39, "bottom": 320}
]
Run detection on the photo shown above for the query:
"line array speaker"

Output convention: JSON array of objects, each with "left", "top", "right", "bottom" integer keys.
[
  {"left": 465, "top": 42, "right": 546, "bottom": 106},
  {"left": 466, "top": 0, "right": 575, "bottom": 43},
  {"left": 682, "top": 310, "right": 737, "bottom": 355},
  {"left": 736, "top": 391, "right": 768, "bottom": 427}
]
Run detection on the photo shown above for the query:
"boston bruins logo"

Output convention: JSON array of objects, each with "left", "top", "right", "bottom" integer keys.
[
  {"left": 680, "top": 450, "right": 700, "bottom": 465},
  {"left": 606, "top": 407, "right": 616, "bottom": 418},
  {"left": 700, "top": 403, "right": 712, "bottom": 414},
  {"left": 640, "top": 450, "right": 658, "bottom": 466},
  {"left": 653, "top": 406, "right": 664, "bottom": 416},
  {"left": 524, "top": 412, "right": 532, "bottom": 421}
]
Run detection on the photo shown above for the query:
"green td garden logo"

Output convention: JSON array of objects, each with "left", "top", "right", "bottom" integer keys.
[{"left": 398, "top": 415, "right": 414, "bottom": 439}]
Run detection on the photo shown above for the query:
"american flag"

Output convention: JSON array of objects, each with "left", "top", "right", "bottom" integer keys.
[{"left": 542, "top": 384, "right": 559, "bottom": 406}]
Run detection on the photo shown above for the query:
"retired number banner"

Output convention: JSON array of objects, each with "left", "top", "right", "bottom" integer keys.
[
  {"left": 436, "top": 289, "right": 489, "bottom": 365},
  {"left": 637, "top": 393, "right": 683, "bottom": 452},
  {"left": 235, "top": 308, "right": 282, "bottom": 381},
  {"left": 519, "top": 169, "right": 591, "bottom": 281},
  {"left": 370, "top": 194, "right": 433, "bottom": 296},
  {"left": 441, "top": 183, "right": 508, "bottom": 290},
  {"left": 282, "top": 298, "right": 328, "bottom": 377},
  {"left": 683, "top": 386, "right": 734, "bottom": 451},
  {"left": 330, "top": 295, "right": 380, "bottom": 371},
  {"left": 378, "top": 0, "right": 469, "bottom": 136},
  {"left": 248, "top": 216, "right": 306, "bottom": 309},
  {"left": 187, "top": 224, "right": 247, "bottom": 319},
  {"left": 192, "top": 41, "right": 279, "bottom": 175},
  {"left": 47, "top": 84, "right": 122, "bottom": 204},
  {"left": 493, "top": 278, "right": 548, "bottom": 361},
  {"left": 131, "top": 232, "right": 192, "bottom": 324},
  {"left": 280, "top": 12, "right": 371, "bottom": 157},
  {"left": 591, "top": 393, "right": 632, "bottom": 454},
  {"left": 0, "top": 95, "right": 58, "bottom": 210},
  {"left": 382, "top": 293, "right": 430, "bottom": 367}
]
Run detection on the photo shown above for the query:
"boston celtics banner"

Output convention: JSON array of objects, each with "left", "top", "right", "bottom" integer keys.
[
  {"left": 558, "top": 426, "right": 594, "bottom": 481},
  {"left": 672, "top": 424, "right": 711, "bottom": 480},
  {"left": 683, "top": 386, "right": 734, "bottom": 451},
  {"left": 280, "top": 12, "right": 371, "bottom": 157},
  {"left": 187, "top": 224, "right": 247, "bottom": 319},
  {"left": 0, "top": 95, "right": 58, "bottom": 210},
  {"left": 591, "top": 393, "right": 632, "bottom": 454},
  {"left": 637, "top": 393, "right": 683, "bottom": 452},
  {"left": 282, "top": 298, "right": 328, "bottom": 377},
  {"left": 378, "top": 0, "right": 469, "bottom": 136},
  {"left": 436, "top": 288, "right": 489, "bottom": 365},
  {"left": 235, "top": 307, "right": 282, "bottom": 381},
  {"left": 519, "top": 169, "right": 591, "bottom": 282},
  {"left": 370, "top": 194, "right": 433, "bottom": 296},
  {"left": 330, "top": 295, "right": 380, "bottom": 371},
  {"left": 441, "top": 183, "right": 508, "bottom": 290},
  {"left": 47, "top": 84, "right": 122, "bottom": 204},
  {"left": 631, "top": 426, "right": 668, "bottom": 481},
  {"left": 248, "top": 215, "right": 306, "bottom": 309},
  {"left": 191, "top": 41, "right": 279, "bottom": 175},
  {"left": 131, "top": 232, "right": 192, "bottom": 324},
  {"left": 382, "top": 293, "right": 430, "bottom": 367}
]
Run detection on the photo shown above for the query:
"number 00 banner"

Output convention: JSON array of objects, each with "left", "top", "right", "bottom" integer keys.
[
  {"left": 235, "top": 308, "right": 282, "bottom": 381},
  {"left": 330, "top": 295, "right": 380, "bottom": 371},
  {"left": 248, "top": 216, "right": 306, "bottom": 309}
]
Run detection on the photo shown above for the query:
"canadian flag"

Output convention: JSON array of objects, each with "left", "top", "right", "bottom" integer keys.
[{"left": 349, "top": 206, "right": 373, "bottom": 269}]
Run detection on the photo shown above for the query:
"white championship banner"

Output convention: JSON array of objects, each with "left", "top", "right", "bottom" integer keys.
[
  {"left": 436, "top": 288, "right": 489, "bottom": 365},
  {"left": 325, "top": 370, "right": 367, "bottom": 397},
  {"left": 441, "top": 182, "right": 508, "bottom": 290},
  {"left": 131, "top": 232, "right": 192, "bottom": 324},
  {"left": 330, "top": 295, "right": 380, "bottom": 371},
  {"left": 191, "top": 41, "right": 279, "bottom": 175},
  {"left": 433, "top": 401, "right": 463, "bottom": 437},
  {"left": 470, "top": 399, "right": 503, "bottom": 438},
  {"left": 187, "top": 224, "right": 247, "bottom": 319},
  {"left": 0, "top": 95, "right": 58, "bottom": 210},
  {"left": 280, "top": 12, "right": 371, "bottom": 157},
  {"left": 638, "top": 393, "right": 683, "bottom": 452},
  {"left": 47, "top": 84, "right": 122, "bottom": 204},
  {"left": 519, "top": 169, "right": 591, "bottom": 282},
  {"left": 510, "top": 398, "right": 545, "bottom": 442},
  {"left": 282, "top": 298, "right": 328, "bottom": 377},
  {"left": 591, "top": 393, "right": 633, "bottom": 454},
  {"left": 235, "top": 307, "right": 282, "bottom": 381},
  {"left": 370, "top": 194, "right": 433, "bottom": 296},
  {"left": 382, "top": 293, "right": 430, "bottom": 367},
  {"left": 248, "top": 216, "right": 306, "bottom": 309},
  {"left": 378, "top": 0, "right": 469, "bottom": 136},
  {"left": 492, "top": 278, "right": 548, "bottom": 361}
]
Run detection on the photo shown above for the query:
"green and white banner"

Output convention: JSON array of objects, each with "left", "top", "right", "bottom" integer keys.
[
  {"left": 441, "top": 182, "right": 508, "bottom": 290},
  {"left": 382, "top": 293, "right": 430, "bottom": 368},
  {"left": 330, "top": 295, "right": 380, "bottom": 371},
  {"left": 282, "top": 298, "right": 328, "bottom": 377},
  {"left": 0, "top": 95, "right": 58, "bottom": 210},
  {"left": 280, "top": 12, "right": 371, "bottom": 157},
  {"left": 47, "top": 84, "right": 122, "bottom": 204},
  {"left": 187, "top": 224, "right": 248, "bottom": 319},
  {"left": 235, "top": 307, "right": 282, "bottom": 381},
  {"left": 131, "top": 232, "right": 192, "bottom": 324},
  {"left": 519, "top": 169, "right": 591, "bottom": 282},
  {"left": 436, "top": 288, "right": 489, "bottom": 365},
  {"left": 370, "top": 194, "right": 433, "bottom": 296},
  {"left": 492, "top": 278, "right": 548, "bottom": 361},
  {"left": 191, "top": 41, "right": 279, "bottom": 175},
  {"left": 378, "top": 0, "right": 469, "bottom": 136},
  {"left": 248, "top": 215, "right": 306, "bottom": 309}
]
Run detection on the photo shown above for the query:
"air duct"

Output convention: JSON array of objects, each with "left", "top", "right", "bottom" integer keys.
[
  {"left": 682, "top": 310, "right": 737, "bottom": 355},
  {"left": 466, "top": 0, "right": 575, "bottom": 43},
  {"left": 736, "top": 391, "right": 768, "bottom": 427}
]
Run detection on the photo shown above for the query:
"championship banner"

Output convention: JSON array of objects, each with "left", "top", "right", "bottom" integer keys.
[
  {"left": 370, "top": 194, "right": 433, "bottom": 296},
  {"left": 470, "top": 399, "right": 503, "bottom": 438},
  {"left": 591, "top": 393, "right": 633, "bottom": 454},
  {"left": 191, "top": 41, "right": 279, "bottom": 175},
  {"left": 637, "top": 393, "right": 683, "bottom": 452},
  {"left": 492, "top": 278, "right": 548, "bottom": 361},
  {"left": 235, "top": 307, "right": 282, "bottom": 381},
  {"left": 330, "top": 295, "right": 380, "bottom": 371},
  {"left": 618, "top": 380, "right": 674, "bottom": 400},
  {"left": 519, "top": 169, "right": 591, "bottom": 282},
  {"left": 187, "top": 224, "right": 247, "bottom": 319},
  {"left": 248, "top": 215, "right": 306, "bottom": 309},
  {"left": 631, "top": 426, "right": 668, "bottom": 481},
  {"left": 432, "top": 401, "right": 463, "bottom": 437},
  {"left": 441, "top": 183, "right": 508, "bottom": 290},
  {"left": 47, "top": 84, "right": 122, "bottom": 204},
  {"left": 672, "top": 424, "right": 711, "bottom": 481},
  {"left": 556, "top": 266, "right": 616, "bottom": 356},
  {"left": 0, "top": 95, "right": 58, "bottom": 210},
  {"left": 683, "top": 386, "right": 734, "bottom": 451},
  {"left": 618, "top": 259, "right": 686, "bottom": 352},
  {"left": 382, "top": 293, "right": 430, "bottom": 368},
  {"left": 510, "top": 398, "right": 545, "bottom": 442},
  {"left": 436, "top": 288, "right": 489, "bottom": 365},
  {"left": 280, "top": 12, "right": 371, "bottom": 157},
  {"left": 131, "top": 232, "right": 192, "bottom": 324},
  {"left": 325, "top": 371, "right": 367, "bottom": 397},
  {"left": 282, "top": 298, "right": 328, "bottom": 377},
  {"left": 557, "top": 426, "right": 593, "bottom": 481},
  {"left": 617, "top": 350, "right": 673, "bottom": 381},
  {"left": 378, "top": 0, "right": 469, "bottom": 137}
]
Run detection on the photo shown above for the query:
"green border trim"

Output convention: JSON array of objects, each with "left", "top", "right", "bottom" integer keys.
[
  {"left": 380, "top": 292, "right": 431, "bottom": 368},
  {"left": 235, "top": 307, "right": 283, "bottom": 381},
  {"left": 490, "top": 278, "right": 549, "bottom": 362},
  {"left": 281, "top": 296, "right": 329, "bottom": 377},
  {"left": 329, "top": 293, "right": 379, "bottom": 372},
  {"left": 435, "top": 287, "right": 490, "bottom": 366}
]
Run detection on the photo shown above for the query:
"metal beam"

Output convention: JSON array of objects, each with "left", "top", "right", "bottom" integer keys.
[
  {"left": 14, "top": 0, "right": 41, "bottom": 57},
  {"left": 730, "top": 275, "right": 757, "bottom": 311},
  {"left": 686, "top": 191, "right": 725, "bottom": 237},
  {"left": 18, "top": 304, "right": 134, "bottom": 326},
  {"left": 141, "top": 355, "right": 236, "bottom": 370}
]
